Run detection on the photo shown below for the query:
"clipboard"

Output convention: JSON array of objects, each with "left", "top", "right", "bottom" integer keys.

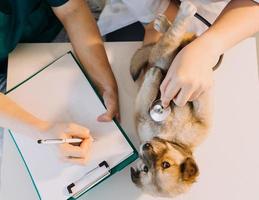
[{"left": 5, "top": 52, "right": 138, "bottom": 200}]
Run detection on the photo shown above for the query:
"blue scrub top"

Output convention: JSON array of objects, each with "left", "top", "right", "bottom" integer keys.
[{"left": 0, "top": 0, "right": 69, "bottom": 60}]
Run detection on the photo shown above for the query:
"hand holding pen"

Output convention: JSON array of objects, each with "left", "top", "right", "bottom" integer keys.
[{"left": 39, "top": 122, "right": 93, "bottom": 165}]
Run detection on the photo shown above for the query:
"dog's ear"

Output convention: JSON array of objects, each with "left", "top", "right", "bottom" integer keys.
[
  {"left": 180, "top": 157, "right": 199, "bottom": 182},
  {"left": 130, "top": 44, "right": 154, "bottom": 81}
]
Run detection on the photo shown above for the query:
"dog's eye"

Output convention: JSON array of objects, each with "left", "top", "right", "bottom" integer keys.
[{"left": 162, "top": 161, "right": 171, "bottom": 169}]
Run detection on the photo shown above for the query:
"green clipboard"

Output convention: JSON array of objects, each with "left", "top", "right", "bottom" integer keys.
[{"left": 5, "top": 51, "right": 138, "bottom": 200}]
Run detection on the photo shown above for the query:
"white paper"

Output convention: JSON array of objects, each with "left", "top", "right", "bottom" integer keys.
[{"left": 6, "top": 53, "right": 134, "bottom": 200}]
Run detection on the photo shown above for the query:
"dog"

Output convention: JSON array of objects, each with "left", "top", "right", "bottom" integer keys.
[{"left": 130, "top": 2, "right": 217, "bottom": 198}]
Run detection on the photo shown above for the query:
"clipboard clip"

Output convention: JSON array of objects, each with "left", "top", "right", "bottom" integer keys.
[{"left": 67, "top": 161, "right": 110, "bottom": 198}]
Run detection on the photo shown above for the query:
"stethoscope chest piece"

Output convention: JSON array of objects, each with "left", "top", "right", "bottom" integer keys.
[{"left": 149, "top": 100, "right": 171, "bottom": 122}]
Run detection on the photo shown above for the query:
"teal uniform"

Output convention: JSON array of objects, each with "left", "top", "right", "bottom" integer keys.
[{"left": 0, "top": 0, "right": 69, "bottom": 60}]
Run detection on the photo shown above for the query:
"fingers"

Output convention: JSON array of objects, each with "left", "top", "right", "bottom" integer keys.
[
  {"left": 160, "top": 77, "right": 180, "bottom": 108},
  {"left": 65, "top": 123, "right": 91, "bottom": 139},
  {"left": 173, "top": 87, "right": 193, "bottom": 107},
  {"left": 97, "top": 91, "right": 120, "bottom": 122},
  {"left": 162, "top": 84, "right": 206, "bottom": 106},
  {"left": 160, "top": 67, "right": 207, "bottom": 107},
  {"left": 59, "top": 136, "right": 92, "bottom": 165},
  {"left": 60, "top": 136, "right": 92, "bottom": 156},
  {"left": 97, "top": 111, "right": 120, "bottom": 122},
  {"left": 61, "top": 145, "right": 91, "bottom": 165},
  {"left": 59, "top": 123, "right": 93, "bottom": 165},
  {"left": 188, "top": 88, "right": 203, "bottom": 102},
  {"left": 160, "top": 76, "right": 202, "bottom": 107},
  {"left": 160, "top": 75, "right": 170, "bottom": 98},
  {"left": 97, "top": 111, "right": 114, "bottom": 122},
  {"left": 60, "top": 144, "right": 85, "bottom": 158}
]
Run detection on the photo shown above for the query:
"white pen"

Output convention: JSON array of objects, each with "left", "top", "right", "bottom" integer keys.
[{"left": 37, "top": 138, "right": 83, "bottom": 144}]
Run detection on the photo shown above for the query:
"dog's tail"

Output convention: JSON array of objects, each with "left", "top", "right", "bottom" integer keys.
[{"left": 130, "top": 43, "right": 155, "bottom": 81}]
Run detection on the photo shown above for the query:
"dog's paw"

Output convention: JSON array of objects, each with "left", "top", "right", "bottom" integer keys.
[
  {"left": 178, "top": 1, "right": 197, "bottom": 18},
  {"left": 130, "top": 44, "right": 154, "bottom": 81},
  {"left": 154, "top": 14, "right": 171, "bottom": 33}
]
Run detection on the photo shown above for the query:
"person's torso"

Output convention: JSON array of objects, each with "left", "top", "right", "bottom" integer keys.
[
  {"left": 98, "top": 0, "right": 229, "bottom": 36},
  {"left": 0, "top": 0, "right": 62, "bottom": 59}
]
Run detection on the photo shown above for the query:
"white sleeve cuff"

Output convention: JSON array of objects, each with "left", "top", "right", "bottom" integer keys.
[{"left": 122, "top": 0, "right": 170, "bottom": 23}]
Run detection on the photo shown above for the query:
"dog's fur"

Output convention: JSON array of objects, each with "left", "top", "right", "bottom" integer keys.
[{"left": 130, "top": 2, "right": 214, "bottom": 198}]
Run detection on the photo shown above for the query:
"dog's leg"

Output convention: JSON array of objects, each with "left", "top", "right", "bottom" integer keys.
[
  {"left": 149, "top": 1, "right": 197, "bottom": 71},
  {"left": 135, "top": 67, "right": 163, "bottom": 118},
  {"left": 130, "top": 12, "right": 172, "bottom": 81},
  {"left": 135, "top": 67, "right": 164, "bottom": 142}
]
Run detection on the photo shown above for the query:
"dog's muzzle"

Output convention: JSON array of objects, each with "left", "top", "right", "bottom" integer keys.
[
  {"left": 130, "top": 167, "right": 141, "bottom": 185},
  {"left": 140, "top": 142, "right": 157, "bottom": 169}
]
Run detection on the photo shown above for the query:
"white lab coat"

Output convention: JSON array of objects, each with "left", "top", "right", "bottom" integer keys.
[{"left": 98, "top": 0, "right": 258, "bottom": 36}]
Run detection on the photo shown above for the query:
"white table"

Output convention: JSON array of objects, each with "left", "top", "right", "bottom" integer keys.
[{"left": 0, "top": 39, "right": 259, "bottom": 200}]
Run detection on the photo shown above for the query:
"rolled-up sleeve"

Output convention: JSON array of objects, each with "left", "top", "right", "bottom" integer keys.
[
  {"left": 122, "top": 0, "right": 170, "bottom": 23},
  {"left": 46, "top": 0, "right": 69, "bottom": 7}
]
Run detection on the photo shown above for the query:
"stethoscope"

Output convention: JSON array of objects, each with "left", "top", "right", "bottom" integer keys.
[{"left": 149, "top": 5, "right": 223, "bottom": 122}]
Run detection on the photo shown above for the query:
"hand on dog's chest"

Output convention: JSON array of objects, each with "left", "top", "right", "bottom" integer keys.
[{"left": 149, "top": 100, "right": 171, "bottom": 122}]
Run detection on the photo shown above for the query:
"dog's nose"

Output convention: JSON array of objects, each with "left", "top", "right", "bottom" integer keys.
[
  {"left": 142, "top": 143, "right": 152, "bottom": 151},
  {"left": 130, "top": 167, "right": 140, "bottom": 183}
]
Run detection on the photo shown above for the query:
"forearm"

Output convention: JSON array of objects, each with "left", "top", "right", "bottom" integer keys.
[
  {"left": 0, "top": 93, "right": 49, "bottom": 136},
  {"left": 193, "top": 0, "right": 259, "bottom": 57},
  {"left": 53, "top": 0, "right": 117, "bottom": 95}
]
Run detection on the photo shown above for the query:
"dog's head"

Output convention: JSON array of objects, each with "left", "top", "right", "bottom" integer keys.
[{"left": 131, "top": 137, "right": 199, "bottom": 197}]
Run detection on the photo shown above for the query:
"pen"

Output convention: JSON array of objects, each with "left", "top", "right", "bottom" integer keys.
[{"left": 37, "top": 138, "right": 83, "bottom": 144}]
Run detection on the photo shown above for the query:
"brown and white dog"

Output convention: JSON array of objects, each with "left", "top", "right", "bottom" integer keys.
[{"left": 130, "top": 2, "right": 216, "bottom": 198}]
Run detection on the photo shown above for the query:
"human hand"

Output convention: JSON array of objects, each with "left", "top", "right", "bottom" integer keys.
[
  {"left": 43, "top": 122, "right": 93, "bottom": 165},
  {"left": 160, "top": 40, "right": 219, "bottom": 107},
  {"left": 97, "top": 88, "right": 120, "bottom": 122}
]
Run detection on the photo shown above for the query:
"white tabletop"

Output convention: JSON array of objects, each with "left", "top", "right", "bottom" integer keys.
[{"left": 0, "top": 39, "right": 259, "bottom": 200}]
